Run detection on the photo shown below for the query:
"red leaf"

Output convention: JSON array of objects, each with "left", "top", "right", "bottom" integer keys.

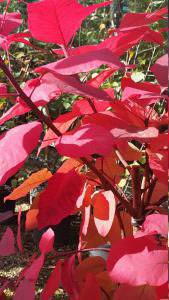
[
  {"left": 0, "top": 83, "right": 7, "bottom": 96},
  {"left": 107, "top": 235, "right": 168, "bottom": 286},
  {"left": 122, "top": 77, "right": 161, "bottom": 106},
  {"left": 40, "top": 260, "right": 62, "bottom": 300},
  {"left": 82, "top": 111, "right": 158, "bottom": 142},
  {"left": 156, "top": 282, "right": 168, "bottom": 299},
  {"left": 0, "top": 103, "right": 30, "bottom": 126},
  {"left": 150, "top": 54, "right": 168, "bottom": 88},
  {"left": 88, "top": 68, "right": 116, "bottom": 88},
  {"left": 61, "top": 255, "right": 79, "bottom": 300},
  {"left": 93, "top": 191, "right": 116, "bottom": 237},
  {"left": 114, "top": 284, "right": 157, "bottom": 300},
  {"left": 0, "top": 12, "right": 22, "bottom": 36},
  {"left": 39, "top": 228, "right": 54, "bottom": 255},
  {"left": 54, "top": 27, "right": 163, "bottom": 57},
  {"left": 35, "top": 49, "right": 124, "bottom": 75},
  {"left": 0, "top": 32, "right": 33, "bottom": 51},
  {"left": 0, "top": 227, "right": 16, "bottom": 256},
  {"left": 72, "top": 98, "right": 111, "bottom": 115},
  {"left": 13, "top": 279, "right": 35, "bottom": 300},
  {"left": 93, "top": 192, "right": 109, "bottom": 220},
  {"left": 35, "top": 72, "right": 112, "bottom": 102},
  {"left": 56, "top": 123, "right": 114, "bottom": 157},
  {"left": 39, "top": 112, "right": 77, "bottom": 152},
  {"left": 147, "top": 150, "right": 168, "bottom": 185},
  {"left": 119, "top": 7, "right": 167, "bottom": 30},
  {"left": 79, "top": 273, "right": 101, "bottom": 300},
  {"left": 111, "top": 126, "right": 159, "bottom": 142},
  {"left": 38, "top": 170, "right": 85, "bottom": 228},
  {"left": 27, "top": 0, "right": 110, "bottom": 45},
  {"left": 0, "top": 121, "right": 42, "bottom": 185}
]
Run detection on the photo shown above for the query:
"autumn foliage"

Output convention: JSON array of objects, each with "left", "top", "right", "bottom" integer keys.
[{"left": 0, "top": 0, "right": 168, "bottom": 299}]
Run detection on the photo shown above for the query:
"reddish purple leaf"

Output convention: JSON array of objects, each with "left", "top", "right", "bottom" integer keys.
[
  {"left": 27, "top": 0, "right": 110, "bottom": 45},
  {"left": 40, "top": 260, "right": 62, "bottom": 300},
  {"left": 35, "top": 49, "right": 124, "bottom": 75},
  {"left": 0, "top": 83, "right": 7, "bottom": 96},
  {"left": 107, "top": 235, "right": 168, "bottom": 286},
  {"left": 56, "top": 123, "right": 114, "bottom": 157},
  {"left": 38, "top": 170, "right": 85, "bottom": 228},
  {"left": 0, "top": 12, "right": 22, "bottom": 36},
  {"left": 39, "top": 228, "right": 54, "bottom": 255},
  {"left": 17, "top": 207, "right": 23, "bottom": 253},
  {"left": 25, "top": 254, "right": 45, "bottom": 282},
  {"left": 0, "top": 227, "right": 16, "bottom": 256},
  {"left": 0, "top": 211, "right": 14, "bottom": 223},
  {"left": 137, "top": 214, "right": 168, "bottom": 237},
  {"left": 0, "top": 121, "right": 42, "bottom": 185},
  {"left": 14, "top": 279, "right": 35, "bottom": 300},
  {"left": 150, "top": 54, "right": 168, "bottom": 88}
]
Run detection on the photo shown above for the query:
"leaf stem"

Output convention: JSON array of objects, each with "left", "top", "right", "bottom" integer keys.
[{"left": 0, "top": 56, "right": 62, "bottom": 137}]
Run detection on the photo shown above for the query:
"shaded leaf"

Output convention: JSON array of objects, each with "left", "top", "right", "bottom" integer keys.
[
  {"left": 114, "top": 284, "right": 157, "bottom": 300},
  {"left": 35, "top": 49, "right": 124, "bottom": 75},
  {"left": 13, "top": 279, "right": 35, "bottom": 300},
  {"left": 40, "top": 260, "right": 62, "bottom": 300},
  {"left": 0, "top": 227, "right": 16, "bottom": 256},
  {"left": 38, "top": 170, "right": 85, "bottom": 228}
]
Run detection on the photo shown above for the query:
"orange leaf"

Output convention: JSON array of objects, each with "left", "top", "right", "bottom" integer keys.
[
  {"left": 118, "top": 143, "right": 144, "bottom": 161},
  {"left": 5, "top": 168, "right": 52, "bottom": 200},
  {"left": 25, "top": 192, "right": 42, "bottom": 231},
  {"left": 95, "top": 152, "right": 124, "bottom": 180},
  {"left": 25, "top": 209, "right": 39, "bottom": 231},
  {"left": 80, "top": 211, "right": 132, "bottom": 248},
  {"left": 57, "top": 158, "right": 83, "bottom": 174}
]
